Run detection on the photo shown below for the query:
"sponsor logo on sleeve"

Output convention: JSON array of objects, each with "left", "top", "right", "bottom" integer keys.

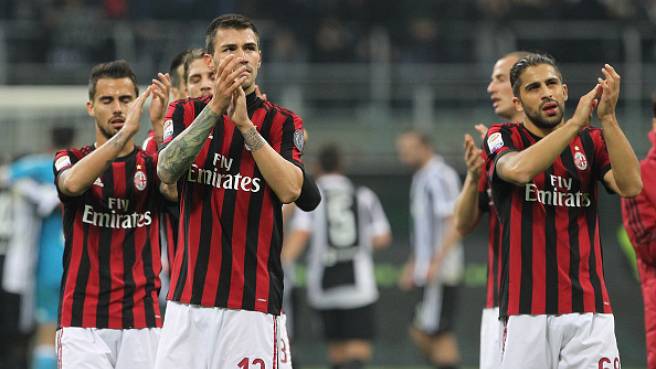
[
  {"left": 487, "top": 132, "right": 504, "bottom": 153},
  {"left": 294, "top": 129, "right": 305, "bottom": 153},
  {"left": 163, "top": 120, "right": 174, "bottom": 141},
  {"left": 54, "top": 156, "right": 71, "bottom": 171}
]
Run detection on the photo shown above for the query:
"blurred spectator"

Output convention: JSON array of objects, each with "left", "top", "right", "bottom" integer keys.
[
  {"left": 312, "top": 18, "right": 355, "bottom": 62},
  {"left": 2, "top": 127, "right": 76, "bottom": 369},
  {"left": 0, "top": 162, "right": 31, "bottom": 369}
]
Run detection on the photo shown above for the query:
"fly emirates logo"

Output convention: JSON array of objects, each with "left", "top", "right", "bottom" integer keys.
[
  {"left": 82, "top": 197, "right": 152, "bottom": 228},
  {"left": 525, "top": 175, "right": 591, "bottom": 208},
  {"left": 187, "top": 153, "right": 262, "bottom": 193}
]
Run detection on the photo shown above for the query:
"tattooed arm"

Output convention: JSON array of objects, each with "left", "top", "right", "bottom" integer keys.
[
  {"left": 58, "top": 88, "right": 151, "bottom": 197},
  {"left": 158, "top": 54, "right": 247, "bottom": 184},
  {"left": 157, "top": 106, "right": 221, "bottom": 184}
]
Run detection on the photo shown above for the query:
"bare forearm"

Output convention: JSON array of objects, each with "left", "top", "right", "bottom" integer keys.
[
  {"left": 601, "top": 116, "right": 642, "bottom": 196},
  {"left": 499, "top": 123, "right": 579, "bottom": 184},
  {"left": 433, "top": 220, "right": 462, "bottom": 265},
  {"left": 151, "top": 119, "right": 164, "bottom": 144},
  {"left": 281, "top": 230, "right": 310, "bottom": 264},
  {"left": 58, "top": 129, "right": 134, "bottom": 196},
  {"left": 158, "top": 106, "right": 219, "bottom": 184},
  {"left": 453, "top": 174, "right": 482, "bottom": 236},
  {"left": 241, "top": 126, "right": 303, "bottom": 203}
]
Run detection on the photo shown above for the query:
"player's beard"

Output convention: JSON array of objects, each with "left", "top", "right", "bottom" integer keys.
[
  {"left": 97, "top": 121, "right": 116, "bottom": 140},
  {"left": 521, "top": 99, "right": 564, "bottom": 130}
]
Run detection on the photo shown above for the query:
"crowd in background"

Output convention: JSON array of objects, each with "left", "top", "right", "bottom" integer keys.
[{"left": 2, "top": 0, "right": 656, "bottom": 71}]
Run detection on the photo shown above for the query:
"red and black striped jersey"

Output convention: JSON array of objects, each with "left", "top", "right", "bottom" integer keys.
[
  {"left": 142, "top": 130, "right": 179, "bottom": 276},
  {"left": 142, "top": 129, "right": 159, "bottom": 155},
  {"left": 53, "top": 146, "right": 162, "bottom": 329},
  {"left": 484, "top": 122, "right": 613, "bottom": 317},
  {"left": 477, "top": 150, "right": 502, "bottom": 309},
  {"left": 621, "top": 130, "right": 656, "bottom": 264},
  {"left": 161, "top": 93, "right": 304, "bottom": 315}
]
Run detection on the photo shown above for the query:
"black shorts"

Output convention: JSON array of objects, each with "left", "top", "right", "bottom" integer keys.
[
  {"left": 412, "top": 283, "right": 459, "bottom": 336},
  {"left": 318, "top": 303, "right": 376, "bottom": 342}
]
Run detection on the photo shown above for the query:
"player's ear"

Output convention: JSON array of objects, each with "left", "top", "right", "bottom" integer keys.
[
  {"left": 562, "top": 83, "right": 569, "bottom": 102},
  {"left": 512, "top": 96, "right": 524, "bottom": 112},
  {"left": 256, "top": 49, "right": 262, "bottom": 69},
  {"left": 86, "top": 101, "right": 95, "bottom": 117}
]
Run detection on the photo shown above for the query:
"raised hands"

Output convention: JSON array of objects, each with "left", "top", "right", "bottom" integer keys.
[
  {"left": 209, "top": 54, "right": 249, "bottom": 116},
  {"left": 464, "top": 133, "right": 484, "bottom": 178},
  {"left": 149, "top": 73, "right": 171, "bottom": 128},
  {"left": 596, "top": 64, "right": 621, "bottom": 121},
  {"left": 227, "top": 85, "right": 251, "bottom": 129},
  {"left": 568, "top": 83, "right": 602, "bottom": 129},
  {"left": 122, "top": 86, "right": 152, "bottom": 136}
]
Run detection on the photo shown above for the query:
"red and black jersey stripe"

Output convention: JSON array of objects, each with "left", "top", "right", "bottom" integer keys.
[
  {"left": 621, "top": 135, "right": 656, "bottom": 264},
  {"left": 484, "top": 123, "right": 612, "bottom": 317},
  {"left": 53, "top": 146, "right": 162, "bottom": 329},
  {"left": 142, "top": 129, "right": 180, "bottom": 273},
  {"left": 478, "top": 151, "right": 502, "bottom": 309},
  {"left": 162, "top": 93, "right": 303, "bottom": 315}
]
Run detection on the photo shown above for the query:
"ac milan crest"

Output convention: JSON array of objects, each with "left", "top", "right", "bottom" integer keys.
[
  {"left": 574, "top": 151, "right": 588, "bottom": 171},
  {"left": 134, "top": 171, "right": 147, "bottom": 191}
]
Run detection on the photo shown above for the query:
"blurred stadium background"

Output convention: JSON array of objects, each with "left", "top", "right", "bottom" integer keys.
[{"left": 1, "top": 0, "right": 654, "bottom": 368}]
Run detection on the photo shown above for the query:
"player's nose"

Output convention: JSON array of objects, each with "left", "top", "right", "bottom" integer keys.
[{"left": 487, "top": 81, "right": 495, "bottom": 94}]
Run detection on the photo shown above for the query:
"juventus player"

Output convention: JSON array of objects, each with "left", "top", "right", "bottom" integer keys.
[
  {"left": 396, "top": 131, "right": 463, "bottom": 369},
  {"left": 155, "top": 14, "right": 306, "bottom": 369},
  {"left": 283, "top": 144, "right": 392, "bottom": 369},
  {"left": 53, "top": 60, "right": 176, "bottom": 368},
  {"left": 452, "top": 51, "right": 530, "bottom": 369},
  {"left": 484, "top": 54, "right": 642, "bottom": 369}
]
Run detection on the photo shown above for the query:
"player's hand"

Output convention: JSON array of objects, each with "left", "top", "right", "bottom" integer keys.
[
  {"left": 398, "top": 262, "right": 415, "bottom": 291},
  {"left": 209, "top": 54, "right": 248, "bottom": 116},
  {"left": 567, "top": 84, "right": 602, "bottom": 129},
  {"left": 464, "top": 134, "right": 484, "bottom": 178},
  {"left": 426, "top": 262, "right": 439, "bottom": 283},
  {"left": 474, "top": 123, "right": 488, "bottom": 139},
  {"left": 149, "top": 73, "right": 171, "bottom": 127},
  {"left": 122, "top": 86, "right": 151, "bottom": 136},
  {"left": 596, "top": 64, "right": 621, "bottom": 121},
  {"left": 227, "top": 86, "right": 252, "bottom": 131},
  {"left": 255, "top": 84, "right": 268, "bottom": 101}
]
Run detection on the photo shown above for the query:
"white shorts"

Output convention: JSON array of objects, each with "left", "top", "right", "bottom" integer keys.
[
  {"left": 480, "top": 307, "right": 501, "bottom": 369},
  {"left": 500, "top": 313, "right": 620, "bottom": 369},
  {"left": 56, "top": 327, "right": 160, "bottom": 369},
  {"left": 154, "top": 301, "right": 291, "bottom": 369},
  {"left": 277, "top": 314, "right": 293, "bottom": 369}
]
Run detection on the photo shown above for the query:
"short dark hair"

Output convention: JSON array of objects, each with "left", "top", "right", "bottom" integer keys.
[
  {"left": 169, "top": 49, "right": 191, "bottom": 88},
  {"left": 318, "top": 144, "right": 342, "bottom": 173},
  {"left": 88, "top": 60, "right": 138, "bottom": 100},
  {"left": 183, "top": 48, "right": 205, "bottom": 83},
  {"left": 205, "top": 13, "right": 260, "bottom": 56},
  {"left": 510, "top": 53, "right": 562, "bottom": 97}
]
